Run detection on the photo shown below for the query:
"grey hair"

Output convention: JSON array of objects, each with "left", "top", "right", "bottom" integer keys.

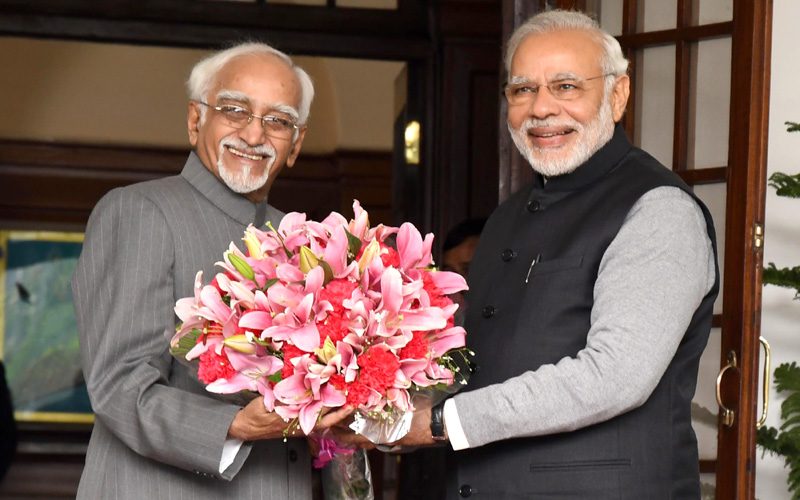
[
  {"left": 187, "top": 42, "right": 314, "bottom": 125},
  {"left": 504, "top": 10, "right": 629, "bottom": 78}
]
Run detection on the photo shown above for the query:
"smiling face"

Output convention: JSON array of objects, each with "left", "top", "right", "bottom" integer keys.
[
  {"left": 187, "top": 53, "right": 307, "bottom": 202},
  {"left": 506, "top": 29, "right": 629, "bottom": 177}
]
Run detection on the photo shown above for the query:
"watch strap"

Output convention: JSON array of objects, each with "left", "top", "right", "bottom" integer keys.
[{"left": 430, "top": 399, "right": 447, "bottom": 441}]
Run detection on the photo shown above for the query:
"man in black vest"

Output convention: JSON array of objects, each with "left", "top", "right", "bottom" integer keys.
[{"left": 345, "top": 9, "right": 719, "bottom": 499}]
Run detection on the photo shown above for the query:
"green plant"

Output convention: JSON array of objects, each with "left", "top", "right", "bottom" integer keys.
[{"left": 756, "top": 121, "right": 800, "bottom": 499}]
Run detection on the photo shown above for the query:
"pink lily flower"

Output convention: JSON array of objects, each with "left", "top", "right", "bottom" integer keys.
[
  {"left": 206, "top": 350, "right": 283, "bottom": 395},
  {"left": 396, "top": 223, "right": 434, "bottom": 271}
]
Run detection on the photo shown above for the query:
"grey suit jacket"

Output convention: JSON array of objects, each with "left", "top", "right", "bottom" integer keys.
[{"left": 72, "top": 153, "right": 312, "bottom": 499}]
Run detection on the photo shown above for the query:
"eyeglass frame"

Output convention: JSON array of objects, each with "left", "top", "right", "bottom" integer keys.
[
  {"left": 502, "top": 73, "right": 616, "bottom": 104},
  {"left": 194, "top": 100, "right": 300, "bottom": 139}
]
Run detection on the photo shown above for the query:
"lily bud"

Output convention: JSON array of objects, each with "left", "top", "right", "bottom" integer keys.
[
  {"left": 243, "top": 229, "right": 263, "bottom": 259},
  {"left": 314, "top": 337, "right": 337, "bottom": 364},
  {"left": 299, "top": 246, "right": 320, "bottom": 274},
  {"left": 358, "top": 239, "right": 380, "bottom": 272},
  {"left": 227, "top": 251, "right": 255, "bottom": 281},
  {"left": 223, "top": 334, "right": 257, "bottom": 354}
]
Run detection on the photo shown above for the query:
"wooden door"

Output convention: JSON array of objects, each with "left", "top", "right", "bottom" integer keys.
[{"left": 500, "top": 1, "right": 772, "bottom": 498}]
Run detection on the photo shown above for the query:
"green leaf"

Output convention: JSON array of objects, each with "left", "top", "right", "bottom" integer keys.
[
  {"left": 763, "top": 263, "right": 800, "bottom": 299},
  {"left": 345, "top": 229, "right": 363, "bottom": 259},
  {"left": 756, "top": 362, "right": 800, "bottom": 498},
  {"left": 267, "top": 371, "right": 283, "bottom": 384},
  {"left": 769, "top": 172, "right": 800, "bottom": 198},
  {"left": 170, "top": 328, "right": 202, "bottom": 358},
  {"left": 319, "top": 260, "right": 335, "bottom": 285}
]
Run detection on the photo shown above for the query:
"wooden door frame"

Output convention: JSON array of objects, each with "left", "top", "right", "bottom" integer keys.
[{"left": 716, "top": 0, "right": 772, "bottom": 497}]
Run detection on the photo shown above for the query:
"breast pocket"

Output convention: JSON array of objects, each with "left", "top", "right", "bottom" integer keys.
[{"left": 528, "top": 255, "right": 584, "bottom": 277}]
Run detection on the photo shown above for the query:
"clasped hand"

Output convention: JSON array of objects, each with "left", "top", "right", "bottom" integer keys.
[
  {"left": 227, "top": 396, "right": 354, "bottom": 441},
  {"left": 329, "top": 401, "right": 441, "bottom": 450}
]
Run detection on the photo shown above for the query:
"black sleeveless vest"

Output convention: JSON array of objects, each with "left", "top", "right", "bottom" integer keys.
[{"left": 448, "top": 125, "right": 719, "bottom": 499}]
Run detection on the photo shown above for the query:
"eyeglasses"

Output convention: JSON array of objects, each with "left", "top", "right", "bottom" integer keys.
[
  {"left": 503, "top": 74, "right": 613, "bottom": 105},
  {"left": 195, "top": 101, "right": 299, "bottom": 140}
]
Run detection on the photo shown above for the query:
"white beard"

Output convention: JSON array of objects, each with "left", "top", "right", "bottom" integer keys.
[
  {"left": 216, "top": 137, "right": 276, "bottom": 194},
  {"left": 509, "top": 94, "right": 615, "bottom": 177}
]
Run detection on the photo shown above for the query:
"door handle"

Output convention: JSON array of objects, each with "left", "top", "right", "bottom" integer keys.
[
  {"left": 756, "top": 336, "right": 771, "bottom": 429},
  {"left": 716, "top": 350, "right": 738, "bottom": 427}
]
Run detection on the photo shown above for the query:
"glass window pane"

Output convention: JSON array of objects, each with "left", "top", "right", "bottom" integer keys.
[
  {"left": 688, "top": 38, "right": 731, "bottom": 169},
  {"left": 639, "top": 0, "right": 677, "bottom": 32},
  {"left": 693, "top": 326, "right": 720, "bottom": 460},
  {"left": 635, "top": 45, "right": 675, "bottom": 168},
  {"left": 692, "top": 183, "right": 726, "bottom": 315},
  {"left": 696, "top": 0, "right": 733, "bottom": 24},
  {"left": 593, "top": 0, "right": 623, "bottom": 37},
  {"left": 700, "top": 473, "right": 716, "bottom": 499}
]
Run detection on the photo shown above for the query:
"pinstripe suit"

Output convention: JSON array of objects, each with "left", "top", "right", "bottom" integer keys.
[{"left": 72, "top": 152, "right": 311, "bottom": 499}]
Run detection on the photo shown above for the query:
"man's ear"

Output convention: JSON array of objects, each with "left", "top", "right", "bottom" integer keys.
[
  {"left": 610, "top": 75, "right": 631, "bottom": 123},
  {"left": 187, "top": 101, "right": 201, "bottom": 146},
  {"left": 285, "top": 126, "right": 308, "bottom": 168}
]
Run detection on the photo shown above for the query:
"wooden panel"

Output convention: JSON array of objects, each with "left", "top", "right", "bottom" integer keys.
[
  {"left": 430, "top": 0, "right": 501, "bottom": 243},
  {"left": 434, "top": 40, "right": 500, "bottom": 244},
  {"left": 0, "top": 141, "right": 391, "bottom": 228},
  {"left": 0, "top": 0, "right": 431, "bottom": 59}
]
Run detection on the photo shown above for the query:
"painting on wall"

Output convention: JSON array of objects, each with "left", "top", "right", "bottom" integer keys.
[{"left": 0, "top": 230, "right": 93, "bottom": 424}]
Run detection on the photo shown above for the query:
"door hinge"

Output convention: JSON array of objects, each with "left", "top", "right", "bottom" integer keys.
[{"left": 753, "top": 223, "right": 764, "bottom": 249}]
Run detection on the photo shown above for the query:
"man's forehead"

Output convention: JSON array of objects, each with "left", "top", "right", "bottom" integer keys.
[{"left": 511, "top": 31, "right": 603, "bottom": 77}]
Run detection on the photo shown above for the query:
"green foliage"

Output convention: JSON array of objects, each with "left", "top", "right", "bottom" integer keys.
[
  {"left": 169, "top": 329, "right": 202, "bottom": 359},
  {"left": 757, "top": 120, "right": 800, "bottom": 497},
  {"left": 763, "top": 263, "right": 800, "bottom": 299},
  {"left": 769, "top": 172, "right": 800, "bottom": 198},
  {"left": 757, "top": 363, "right": 800, "bottom": 498}
]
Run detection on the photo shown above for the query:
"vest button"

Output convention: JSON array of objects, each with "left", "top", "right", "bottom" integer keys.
[
  {"left": 500, "top": 248, "right": 516, "bottom": 262},
  {"left": 288, "top": 449, "right": 298, "bottom": 462},
  {"left": 459, "top": 484, "right": 473, "bottom": 497},
  {"left": 526, "top": 200, "right": 541, "bottom": 212},
  {"left": 481, "top": 305, "right": 495, "bottom": 318}
]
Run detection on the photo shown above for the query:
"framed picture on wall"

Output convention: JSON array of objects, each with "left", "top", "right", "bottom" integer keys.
[{"left": 0, "top": 230, "right": 93, "bottom": 424}]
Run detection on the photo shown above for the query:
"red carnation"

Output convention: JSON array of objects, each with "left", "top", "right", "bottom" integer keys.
[
  {"left": 357, "top": 348, "right": 400, "bottom": 393},
  {"left": 319, "top": 278, "right": 358, "bottom": 314},
  {"left": 197, "top": 348, "right": 236, "bottom": 384},
  {"left": 318, "top": 311, "right": 348, "bottom": 345},
  {"left": 379, "top": 244, "right": 401, "bottom": 268},
  {"left": 399, "top": 331, "right": 430, "bottom": 360},
  {"left": 281, "top": 344, "right": 305, "bottom": 378}
]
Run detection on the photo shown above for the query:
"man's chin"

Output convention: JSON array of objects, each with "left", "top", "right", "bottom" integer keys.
[{"left": 528, "top": 151, "right": 581, "bottom": 177}]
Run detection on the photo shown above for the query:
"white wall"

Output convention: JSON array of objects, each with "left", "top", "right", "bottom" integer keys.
[{"left": 757, "top": 1, "right": 800, "bottom": 498}]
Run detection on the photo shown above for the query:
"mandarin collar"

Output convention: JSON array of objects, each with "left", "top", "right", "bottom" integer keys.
[
  {"left": 180, "top": 151, "right": 274, "bottom": 226},
  {"left": 532, "top": 123, "right": 633, "bottom": 193}
]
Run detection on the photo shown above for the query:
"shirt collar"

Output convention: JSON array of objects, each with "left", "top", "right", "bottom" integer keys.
[{"left": 180, "top": 151, "right": 272, "bottom": 226}]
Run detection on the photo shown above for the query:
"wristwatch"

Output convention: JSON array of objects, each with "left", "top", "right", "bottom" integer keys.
[{"left": 430, "top": 400, "right": 448, "bottom": 441}]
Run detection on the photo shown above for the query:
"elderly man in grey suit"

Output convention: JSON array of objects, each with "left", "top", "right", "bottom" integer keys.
[
  {"left": 340, "top": 10, "right": 719, "bottom": 499},
  {"left": 73, "top": 42, "right": 349, "bottom": 499}
]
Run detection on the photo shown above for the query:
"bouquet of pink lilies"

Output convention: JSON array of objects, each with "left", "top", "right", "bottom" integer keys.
[{"left": 169, "top": 201, "right": 469, "bottom": 465}]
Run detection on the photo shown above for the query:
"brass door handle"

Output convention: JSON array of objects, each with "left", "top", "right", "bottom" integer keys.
[
  {"left": 716, "top": 350, "right": 738, "bottom": 427},
  {"left": 757, "top": 336, "right": 771, "bottom": 429}
]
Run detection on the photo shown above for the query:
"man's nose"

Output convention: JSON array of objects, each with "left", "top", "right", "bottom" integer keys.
[
  {"left": 526, "top": 87, "right": 560, "bottom": 119},
  {"left": 238, "top": 117, "right": 269, "bottom": 145}
]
